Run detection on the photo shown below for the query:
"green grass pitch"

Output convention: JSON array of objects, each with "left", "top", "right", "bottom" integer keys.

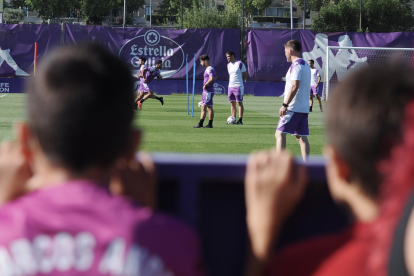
[{"left": 0, "top": 94, "right": 327, "bottom": 156}]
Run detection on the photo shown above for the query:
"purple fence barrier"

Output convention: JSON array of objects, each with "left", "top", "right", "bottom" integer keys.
[
  {"left": 65, "top": 25, "right": 240, "bottom": 81},
  {"left": 152, "top": 153, "right": 349, "bottom": 276},
  {"left": 0, "top": 24, "right": 61, "bottom": 77},
  {"left": 246, "top": 29, "right": 414, "bottom": 82}
]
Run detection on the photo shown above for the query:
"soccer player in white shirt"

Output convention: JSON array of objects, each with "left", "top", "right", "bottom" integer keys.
[
  {"left": 133, "top": 57, "right": 147, "bottom": 111},
  {"left": 226, "top": 51, "right": 247, "bottom": 124},
  {"left": 276, "top": 40, "right": 311, "bottom": 161},
  {"left": 308, "top": 59, "right": 323, "bottom": 112}
]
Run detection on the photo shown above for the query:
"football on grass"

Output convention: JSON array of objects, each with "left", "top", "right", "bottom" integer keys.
[{"left": 227, "top": 116, "right": 236, "bottom": 124}]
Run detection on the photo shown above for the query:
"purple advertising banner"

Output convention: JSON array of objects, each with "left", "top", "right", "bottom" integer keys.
[
  {"left": 0, "top": 24, "right": 61, "bottom": 77},
  {"left": 65, "top": 25, "right": 241, "bottom": 81},
  {"left": 246, "top": 29, "right": 414, "bottom": 82}
]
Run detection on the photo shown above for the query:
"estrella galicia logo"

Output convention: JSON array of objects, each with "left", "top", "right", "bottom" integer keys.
[
  {"left": 119, "top": 30, "right": 185, "bottom": 79},
  {"left": 144, "top": 30, "right": 160, "bottom": 46},
  {"left": 213, "top": 83, "right": 226, "bottom": 94}
]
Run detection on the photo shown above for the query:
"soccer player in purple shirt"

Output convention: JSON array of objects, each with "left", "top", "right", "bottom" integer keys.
[
  {"left": 0, "top": 44, "right": 204, "bottom": 276},
  {"left": 193, "top": 54, "right": 217, "bottom": 128},
  {"left": 136, "top": 59, "right": 164, "bottom": 110},
  {"left": 276, "top": 40, "right": 311, "bottom": 162}
]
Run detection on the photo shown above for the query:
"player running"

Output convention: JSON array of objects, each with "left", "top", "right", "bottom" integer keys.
[
  {"left": 135, "top": 59, "right": 164, "bottom": 110},
  {"left": 133, "top": 57, "right": 147, "bottom": 111},
  {"left": 308, "top": 59, "right": 323, "bottom": 112},
  {"left": 226, "top": 51, "right": 247, "bottom": 125},
  {"left": 276, "top": 40, "right": 311, "bottom": 162},
  {"left": 193, "top": 54, "right": 217, "bottom": 128}
]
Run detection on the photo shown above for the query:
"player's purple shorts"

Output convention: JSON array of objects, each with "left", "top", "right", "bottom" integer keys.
[
  {"left": 138, "top": 81, "right": 151, "bottom": 93},
  {"left": 201, "top": 92, "right": 214, "bottom": 106},
  {"left": 228, "top": 86, "right": 244, "bottom": 102},
  {"left": 276, "top": 111, "right": 309, "bottom": 136},
  {"left": 310, "top": 85, "right": 318, "bottom": 95}
]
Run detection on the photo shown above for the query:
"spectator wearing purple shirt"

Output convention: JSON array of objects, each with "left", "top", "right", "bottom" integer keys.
[
  {"left": 193, "top": 54, "right": 217, "bottom": 129},
  {"left": 0, "top": 44, "right": 204, "bottom": 276}
]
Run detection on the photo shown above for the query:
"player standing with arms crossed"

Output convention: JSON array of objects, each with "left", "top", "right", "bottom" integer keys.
[
  {"left": 308, "top": 59, "right": 323, "bottom": 112},
  {"left": 226, "top": 51, "right": 247, "bottom": 125},
  {"left": 136, "top": 59, "right": 164, "bottom": 110},
  {"left": 276, "top": 40, "right": 311, "bottom": 162},
  {"left": 193, "top": 54, "right": 217, "bottom": 128}
]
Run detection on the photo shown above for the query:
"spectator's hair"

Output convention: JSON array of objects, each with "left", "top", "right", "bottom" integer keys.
[
  {"left": 284, "top": 40, "right": 302, "bottom": 52},
  {"left": 226, "top": 51, "right": 235, "bottom": 57},
  {"left": 308, "top": 59, "right": 314, "bottom": 64},
  {"left": 199, "top": 54, "right": 210, "bottom": 61},
  {"left": 139, "top": 57, "right": 146, "bottom": 63},
  {"left": 26, "top": 44, "right": 134, "bottom": 172},
  {"left": 155, "top": 59, "right": 162, "bottom": 65},
  {"left": 326, "top": 62, "right": 414, "bottom": 197}
]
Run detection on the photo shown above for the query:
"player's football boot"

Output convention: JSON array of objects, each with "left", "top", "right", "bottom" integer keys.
[
  {"left": 159, "top": 97, "right": 164, "bottom": 105},
  {"left": 236, "top": 121, "right": 243, "bottom": 125},
  {"left": 193, "top": 124, "right": 203, "bottom": 128},
  {"left": 204, "top": 125, "right": 213, "bottom": 128},
  {"left": 138, "top": 101, "right": 142, "bottom": 110}
]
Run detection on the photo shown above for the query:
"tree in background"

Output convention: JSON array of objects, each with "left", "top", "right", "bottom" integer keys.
[
  {"left": 4, "top": 8, "right": 25, "bottom": 23},
  {"left": 156, "top": 0, "right": 195, "bottom": 21},
  {"left": 224, "top": 0, "right": 272, "bottom": 18},
  {"left": 179, "top": 0, "right": 240, "bottom": 28},
  {"left": 311, "top": 0, "right": 414, "bottom": 32},
  {"left": 12, "top": 0, "right": 144, "bottom": 23},
  {"left": 292, "top": 0, "right": 338, "bottom": 14},
  {"left": 24, "top": 0, "right": 79, "bottom": 20},
  {"left": 311, "top": 0, "right": 358, "bottom": 32},
  {"left": 362, "top": 0, "right": 414, "bottom": 32}
]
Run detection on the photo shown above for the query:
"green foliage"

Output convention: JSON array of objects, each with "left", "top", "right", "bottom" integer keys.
[
  {"left": 10, "top": 0, "right": 29, "bottom": 9},
  {"left": 311, "top": 0, "right": 414, "bottom": 32},
  {"left": 179, "top": 1, "right": 240, "bottom": 28},
  {"left": 293, "top": 0, "right": 338, "bottom": 13},
  {"left": 224, "top": 0, "right": 272, "bottom": 17},
  {"left": 311, "top": 0, "right": 359, "bottom": 32},
  {"left": 19, "top": 0, "right": 144, "bottom": 22},
  {"left": 4, "top": 8, "right": 25, "bottom": 23},
  {"left": 156, "top": 0, "right": 194, "bottom": 18},
  {"left": 362, "top": 0, "right": 414, "bottom": 32},
  {"left": 146, "top": 15, "right": 178, "bottom": 25},
  {"left": 252, "top": 16, "right": 298, "bottom": 23},
  {"left": 24, "top": 0, "right": 79, "bottom": 20}
]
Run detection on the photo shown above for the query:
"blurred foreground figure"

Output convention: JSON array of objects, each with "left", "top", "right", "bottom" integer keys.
[
  {"left": 245, "top": 63, "right": 414, "bottom": 276},
  {"left": 0, "top": 44, "right": 204, "bottom": 276}
]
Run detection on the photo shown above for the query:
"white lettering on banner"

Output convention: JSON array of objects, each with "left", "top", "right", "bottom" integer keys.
[
  {"left": 0, "top": 233, "right": 173, "bottom": 275},
  {"left": 0, "top": 83, "right": 10, "bottom": 93},
  {"left": 120, "top": 30, "right": 185, "bottom": 79}
]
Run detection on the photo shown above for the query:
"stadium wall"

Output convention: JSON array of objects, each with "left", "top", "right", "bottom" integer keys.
[
  {"left": 0, "top": 24, "right": 414, "bottom": 96},
  {"left": 246, "top": 29, "right": 414, "bottom": 83}
]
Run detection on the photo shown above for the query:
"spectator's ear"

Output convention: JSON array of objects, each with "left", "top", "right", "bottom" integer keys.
[{"left": 323, "top": 145, "right": 352, "bottom": 201}]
